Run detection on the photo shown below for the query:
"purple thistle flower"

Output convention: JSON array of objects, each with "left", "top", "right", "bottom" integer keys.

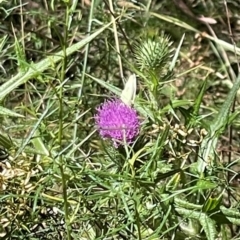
[{"left": 95, "top": 99, "right": 140, "bottom": 147}]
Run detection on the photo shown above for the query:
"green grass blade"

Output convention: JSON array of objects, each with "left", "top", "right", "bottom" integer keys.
[
  {"left": 0, "top": 21, "right": 113, "bottom": 101},
  {"left": 149, "top": 10, "right": 240, "bottom": 55},
  {"left": 169, "top": 33, "right": 185, "bottom": 71},
  {"left": 0, "top": 133, "right": 13, "bottom": 149},
  {"left": 187, "top": 80, "right": 208, "bottom": 128},
  {"left": 0, "top": 106, "right": 24, "bottom": 117},
  {"left": 197, "top": 75, "right": 240, "bottom": 175}
]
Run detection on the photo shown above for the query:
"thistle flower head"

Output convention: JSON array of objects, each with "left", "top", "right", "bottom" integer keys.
[
  {"left": 134, "top": 34, "right": 173, "bottom": 74},
  {"left": 95, "top": 99, "right": 140, "bottom": 147}
]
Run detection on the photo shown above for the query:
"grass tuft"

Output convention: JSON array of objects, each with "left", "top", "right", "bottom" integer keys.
[{"left": 1, "top": 1, "right": 240, "bottom": 239}]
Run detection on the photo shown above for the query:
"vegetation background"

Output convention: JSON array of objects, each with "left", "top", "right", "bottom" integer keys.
[{"left": 0, "top": 0, "right": 240, "bottom": 239}]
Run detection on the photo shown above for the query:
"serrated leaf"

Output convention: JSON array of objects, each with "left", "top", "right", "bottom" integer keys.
[
  {"left": 220, "top": 206, "right": 240, "bottom": 219},
  {"left": 174, "top": 197, "right": 202, "bottom": 210},
  {"left": 175, "top": 207, "right": 217, "bottom": 240},
  {"left": 199, "top": 214, "right": 217, "bottom": 240}
]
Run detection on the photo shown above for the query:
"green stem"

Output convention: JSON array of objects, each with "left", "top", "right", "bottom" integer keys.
[
  {"left": 58, "top": 2, "right": 72, "bottom": 240},
  {"left": 73, "top": 0, "right": 95, "bottom": 141}
]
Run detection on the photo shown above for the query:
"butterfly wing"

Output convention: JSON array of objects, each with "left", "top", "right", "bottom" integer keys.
[{"left": 120, "top": 74, "right": 136, "bottom": 106}]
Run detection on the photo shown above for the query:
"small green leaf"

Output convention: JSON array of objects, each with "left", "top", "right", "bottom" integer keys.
[
  {"left": 202, "top": 195, "right": 222, "bottom": 212},
  {"left": 196, "top": 179, "right": 218, "bottom": 190},
  {"left": 0, "top": 134, "right": 13, "bottom": 149}
]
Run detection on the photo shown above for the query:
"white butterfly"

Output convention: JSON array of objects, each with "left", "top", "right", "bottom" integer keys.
[{"left": 120, "top": 74, "right": 137, "bottom": 106}]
